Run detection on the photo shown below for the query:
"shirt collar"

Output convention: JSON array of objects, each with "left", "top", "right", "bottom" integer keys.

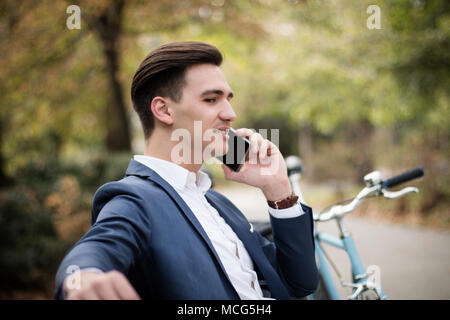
[{"left": 133, "top": 155, "right": 212, "bottom": 194}]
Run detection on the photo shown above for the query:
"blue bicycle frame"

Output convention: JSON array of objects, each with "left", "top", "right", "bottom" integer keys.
[
  {"left": 311, "top": 218, "right": 388, "bottom": 300},
  {"left": 285, "top": 157, "right": 423, "bottom": 300}
]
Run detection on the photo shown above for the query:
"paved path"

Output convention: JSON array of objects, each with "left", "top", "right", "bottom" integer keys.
[{"left": 215, "top": 185, "right": 450, "bottom": 300}]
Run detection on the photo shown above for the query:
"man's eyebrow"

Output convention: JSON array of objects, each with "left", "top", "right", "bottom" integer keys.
[{"left": 200, "top": 89, "right": 234, "bottom": 99}]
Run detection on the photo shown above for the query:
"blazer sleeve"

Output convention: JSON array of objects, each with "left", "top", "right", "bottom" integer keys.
[
  {"left": 54, "top": 193, "right": 151, "bottom": 299},
  {"left": 256, "top": 203, "right": 319, "bottom": 298}
]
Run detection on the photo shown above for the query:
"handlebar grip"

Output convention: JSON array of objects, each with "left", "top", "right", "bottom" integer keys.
[{"left": 382, "top": 167, "right": 424, "bottom": 188}]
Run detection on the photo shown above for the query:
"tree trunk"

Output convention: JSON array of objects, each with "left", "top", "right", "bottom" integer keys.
[
  {"left": 0, "top": 117, "right": 8, "bottom": 188},
  {"left": 92, "top": 0, "right": 131, "bottom": 152},
  {"left": 352, "top": 120, "right": 374, "bottom": 182}
]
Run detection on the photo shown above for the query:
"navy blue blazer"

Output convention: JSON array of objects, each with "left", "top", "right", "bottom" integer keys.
[{"left": 55, "top": 159, "right": 318, "bottom": 299}]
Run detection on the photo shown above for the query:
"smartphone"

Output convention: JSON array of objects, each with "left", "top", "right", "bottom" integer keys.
[{"left": 216, "top": 128, "right": 250, "bottom": 172}]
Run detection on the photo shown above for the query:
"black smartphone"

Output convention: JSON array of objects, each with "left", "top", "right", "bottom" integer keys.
[{"left": 216, "top": 128, "right": 250, "bottom": 172}]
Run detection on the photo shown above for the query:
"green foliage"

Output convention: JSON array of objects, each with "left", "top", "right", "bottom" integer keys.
[
  {"left": 0, "top": 151, "right": 133, "bottom": 293},
  {"left": 0, "top": 188, "right": 66, "bottom": 289},
  {"left": 0, "top": 157, "right": 71, "bottom": 290},
  {"left": 2, "top": 0, "right": 446, "bottom": 177}
]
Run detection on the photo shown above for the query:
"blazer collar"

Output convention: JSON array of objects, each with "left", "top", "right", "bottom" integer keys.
[
  {"left": 125, "top": 158, "right": 155, "bottom": 178},
  {"left": 132, "top": 155, "right": 212, "bottom": 194}
]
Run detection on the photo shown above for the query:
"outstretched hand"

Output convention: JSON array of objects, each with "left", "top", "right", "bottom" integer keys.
[{"left": 64, "top": 270, "right": 141, "bottom": 300}]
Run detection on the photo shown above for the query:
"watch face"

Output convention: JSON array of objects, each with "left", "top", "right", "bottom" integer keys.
[{"left": 216, "top": 128, "right": 250, "bottom": 172}]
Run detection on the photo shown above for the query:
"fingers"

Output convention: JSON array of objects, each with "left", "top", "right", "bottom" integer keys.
[
  {"left": 67, "top": 288, "right": 99, "bottom": 300},
  {"left": 236, "top": 128, "right": 260, "bottom": 160},
  {"left": 65, "top": 270, "right": 141, "bottom": 300},
  {"left": 89, "top": 277, "right": 118, "bottom": 300},
  {"left": 221, "top": 163, "right": 245, "bottom": 183},
  {"left": 235, "top": 128, "right": 273, "bottom": 164},
  {"left": 258, "top": 139, "right": 270, "bottom": 164},
  {"left": 235, "top": 128, "right": 254, "bottom": 138},
  {"left": 109, "top": 271, "right": 141, "bottom": 300}
]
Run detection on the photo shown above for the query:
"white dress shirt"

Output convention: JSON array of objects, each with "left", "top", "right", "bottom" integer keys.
[{"left": 134, "top": 155, "right": 304, "bottom": 300}]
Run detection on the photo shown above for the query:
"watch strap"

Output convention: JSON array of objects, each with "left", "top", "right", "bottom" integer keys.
[{"left": 267, "top": 193, "right": 299, "bottom": 210}]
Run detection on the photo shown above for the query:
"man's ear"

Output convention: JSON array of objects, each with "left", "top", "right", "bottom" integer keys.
[{"left": 150, "top": 96, "right": 174, "bottom": 125}]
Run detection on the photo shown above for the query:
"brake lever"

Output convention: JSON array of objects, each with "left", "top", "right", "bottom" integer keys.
[{"left": 381, "top": 187, "right": 419, "bottom": 199}]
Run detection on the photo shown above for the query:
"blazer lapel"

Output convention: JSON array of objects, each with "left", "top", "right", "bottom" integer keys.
[{"left": 205, "top": 191, "right": 291, "bottom": 300}]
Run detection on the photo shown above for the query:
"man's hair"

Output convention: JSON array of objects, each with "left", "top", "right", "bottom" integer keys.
[{"left": 131, "top": 41, "right": 223, "bottom": 139}]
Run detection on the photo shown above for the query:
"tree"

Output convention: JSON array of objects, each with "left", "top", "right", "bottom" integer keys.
[{"left": 85, "top": 0, "right": 131, "bottom": 152}]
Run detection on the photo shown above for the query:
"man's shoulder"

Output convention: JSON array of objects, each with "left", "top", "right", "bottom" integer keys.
[
  {"left": 94, "top": 175, "right": 162, "bottom": 199},
  {"left": 91, "top": 175, "right": 168, "bottom": 222}
]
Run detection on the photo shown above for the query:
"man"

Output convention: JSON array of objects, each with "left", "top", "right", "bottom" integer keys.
[{"left": 55, "top": 41, "right": 318, "bottom": 300}]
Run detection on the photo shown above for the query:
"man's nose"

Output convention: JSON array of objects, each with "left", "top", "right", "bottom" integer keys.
[{"left": 220, "top": 100, "right": 236, "bottom": 122}]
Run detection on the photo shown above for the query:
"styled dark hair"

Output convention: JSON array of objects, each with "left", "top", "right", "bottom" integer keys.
[{"left": 131, "top": 41, "right": 223, "bottom": 139}]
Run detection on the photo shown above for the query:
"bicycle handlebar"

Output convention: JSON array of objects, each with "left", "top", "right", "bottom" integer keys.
[
  {"left": 285, "top": 156, "right": 425, "bottom": 222},
  {"left": 309, "top": 166, "right": 424, "bottom": 222},
  {"left": 382, "top": 167, "right": 424, "bottom": 189}
]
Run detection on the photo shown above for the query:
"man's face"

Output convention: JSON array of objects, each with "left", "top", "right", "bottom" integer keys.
[{"left": 169, "top": 63, "right": 236, "bottom": 160}]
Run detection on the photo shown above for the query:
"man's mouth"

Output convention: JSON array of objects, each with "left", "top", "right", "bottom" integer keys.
[{"left": 212, "top": 127, "right": 230, "bottom": 137}]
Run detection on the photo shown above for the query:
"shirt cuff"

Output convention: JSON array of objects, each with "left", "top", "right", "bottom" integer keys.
[{"left": 268, "top": 201, "right": 305, "bottom": 219}]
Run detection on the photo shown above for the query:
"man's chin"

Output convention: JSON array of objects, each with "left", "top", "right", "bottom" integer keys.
[{"left": 202, "top": 139, "right": 228, "bottom": 161}]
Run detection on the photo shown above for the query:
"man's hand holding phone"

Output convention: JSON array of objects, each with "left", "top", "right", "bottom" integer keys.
[{"left": 219, "top": 128, "right": 293, "bottom": 202}]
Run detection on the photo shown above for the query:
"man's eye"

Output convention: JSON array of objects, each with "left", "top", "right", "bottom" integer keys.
[{"left": 204, "top": 98, "right": 216, "bottom": 103}]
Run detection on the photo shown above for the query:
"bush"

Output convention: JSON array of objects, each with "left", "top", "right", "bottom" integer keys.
[
  {"left": 0, "top": 152, "right": 132, "bottom": 296},
  {"left": 0, "top": 186, "right": 70, "bottom": 291}
]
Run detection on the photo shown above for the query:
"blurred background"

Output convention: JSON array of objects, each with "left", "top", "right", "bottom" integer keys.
[{"left": 0, "top": 0, "right": 448, "bottom": 299}]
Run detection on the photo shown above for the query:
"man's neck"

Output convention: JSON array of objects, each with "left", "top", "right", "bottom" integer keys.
[{"left": 144, "top": 132, "right": 203, "bottom": 173}]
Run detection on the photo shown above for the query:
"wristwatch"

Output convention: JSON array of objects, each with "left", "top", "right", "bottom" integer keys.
[{"left": 267, "top": 193, "right": 299, "bottom": 209}]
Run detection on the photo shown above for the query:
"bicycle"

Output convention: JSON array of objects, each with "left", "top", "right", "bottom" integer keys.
[{"left": 253, "top": 156, "right": 424, "bottom": 300}]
